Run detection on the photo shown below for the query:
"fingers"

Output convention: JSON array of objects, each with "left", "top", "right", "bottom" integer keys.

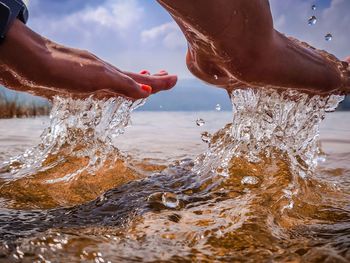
[
  {"left": 153, "top": 70, "right": 169, "bottom": 76},
  {"left": 139, "top": 70, "right": 151, "bottom": 75},
  {"left": 139, "top": 70, "right": 169, "bottom": 76},
  {"left": 124, "top": 71, "right": 178, "bottom": 93},
  {"left": 108, "top": 73, "right": 153, "bottom": 99}
]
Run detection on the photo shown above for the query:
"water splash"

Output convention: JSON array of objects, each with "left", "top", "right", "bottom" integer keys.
[
  {"left": 193, "top": 88, "right": 344, "bottom": 179},
  {"left": 0, "top": 96, "right": 144, "bottom": 182}
]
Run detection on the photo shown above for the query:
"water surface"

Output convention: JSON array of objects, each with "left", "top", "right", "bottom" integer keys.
[{"left": 0, "top": 98, "right": 349, "bottom": 262}]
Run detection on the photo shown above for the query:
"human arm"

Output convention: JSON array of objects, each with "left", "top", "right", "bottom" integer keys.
[{"left": 0, "top": 20, "right": 177, "bottom": 99}]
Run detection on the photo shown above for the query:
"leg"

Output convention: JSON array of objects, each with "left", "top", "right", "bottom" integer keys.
[{"left": 157, "top": 0, "right": 349, "bottom": 94}]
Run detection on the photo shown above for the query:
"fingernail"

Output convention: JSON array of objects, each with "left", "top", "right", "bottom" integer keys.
[
  {"left": 141, "top": 84, "right": 152, "bottom": 93},
  {"left": 140, "top": 70, "right": 150, "bottom": 75}
]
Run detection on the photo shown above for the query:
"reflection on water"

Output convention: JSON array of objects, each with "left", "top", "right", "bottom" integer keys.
[{"left": 0, "top": 89, "right": 349, "bottom": 262}]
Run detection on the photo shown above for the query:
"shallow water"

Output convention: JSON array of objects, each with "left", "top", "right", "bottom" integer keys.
[{"left": 0, "top": 91, "right": 349, "bottom": 262}]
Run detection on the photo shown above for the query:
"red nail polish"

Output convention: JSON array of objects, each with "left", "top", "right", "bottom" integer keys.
[
  {"left": 141, "top": 84, "right": 152, "bottom": 93},
  {"left": 140, "top": 70, "right": 150, "bottom": 75}
]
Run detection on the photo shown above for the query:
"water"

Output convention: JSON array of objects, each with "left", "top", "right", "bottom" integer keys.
[
  {"left": 201, "top": 131, "right": 211, "bottom": 143},
  {"left": 215, "top": 104, "right": 221, "bottom": 111},
  {"left": 311, "top": 4, "right": 317, "bottom": 11},
  {"left": 325, "top": 33, "right": 333, "bottom": 41},
  {"left": 241, "top": 176, "right": 259, "bottom": 185},
  {"left": 0, "top": 89, "right": 349, "bottom": 262},
  {"left": 308, "top": 16, "right": 317, "bottom": 26},
  {"left": 196, "top": 118, "right": 205, "bottom": 127}
]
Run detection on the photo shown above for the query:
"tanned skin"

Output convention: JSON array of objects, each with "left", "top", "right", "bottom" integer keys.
[
  {"left": 0, "top": 1, "right": 349, "bottom": 99},
  {"left": 0, "top": 20, "right": 178, "bottom": 99},
  {"left": 157, "top": 0, "right": 350, "bottom": 94}
]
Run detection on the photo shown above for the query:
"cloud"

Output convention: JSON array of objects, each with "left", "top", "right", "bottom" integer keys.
[
  {"left": 141, "top": 22, "right": 186, "bottom": 49},
  {"left": 29, "top": 0, "right": 143, "bottom": 47},
  {"left": 78, "top": 0, "right": 143, "bottom": 30}
]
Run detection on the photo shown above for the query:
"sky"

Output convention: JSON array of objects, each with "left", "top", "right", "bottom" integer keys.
[{"left": 26, "top": 0, "right": 350, "bottom": 79}]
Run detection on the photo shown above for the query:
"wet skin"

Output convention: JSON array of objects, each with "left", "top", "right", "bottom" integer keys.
[
  {"left": 157, "top": 0, "right": 350, "bottom": 94},
  {"left": 0, "top": 2, "right": 349, "bottom": 99},
  {"left": 0, "top": 20, "right": 177, "bottom": 100}
]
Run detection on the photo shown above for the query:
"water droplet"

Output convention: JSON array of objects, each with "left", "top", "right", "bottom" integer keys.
[
  {"left": 241, "top": 176, "right": 259, "bottom": 185},
  {"left": 162, "top": 192, "right": 179, "bottom": 209},
  {"left": 201, "top": 132, "right": 211, "bottom": 143},
  {"left": 215, "top": 104, "right": 221, "bottom": 111},
  {"left": 325, "top": 33, "right": 332, "bottom": 41},
  {"left": 308, "top": 16, "right": 317, "bottom": 26},
  {"left": 196, "top": 118, "right": 205, "bottom": 126},
  {"left": 214, "top": 75, "right": 219, "bottom": 80},
  {"left": 311, "top": 4, "right": 316, "bottom": 10}
]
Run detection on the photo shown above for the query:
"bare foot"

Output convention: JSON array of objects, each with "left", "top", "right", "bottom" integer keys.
[{"left": 158, "top": 0, "right": 350, "bottom": 95}]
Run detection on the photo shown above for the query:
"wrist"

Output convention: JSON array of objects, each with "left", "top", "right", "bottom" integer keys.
[{"left": 0, "top": 20, "right": 49, "bottom": 84}]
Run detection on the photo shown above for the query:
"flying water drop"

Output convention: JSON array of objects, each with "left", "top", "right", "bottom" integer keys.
[
  {"left": 325, "top": 33, "right": 332, "bottom": 41},
  {"left": 311, "top": 4, "right": 316, "bottom": 11},
  {"left": 214, "top": 75, "right": 218, "bottom": 80},
  {"left": 201, "top": 132, "right": 211, "bottom": 144},
  {"left": 215, "top": 104, "right": 221, "bottom": 111},
  {"left": 162, "top": 192, "right": 179, "bottom": 209},
  {"left": 308, "top": 16, "right": 317, "bottom": 26},
  {"left": 196, "top": 118, "right": 205, "bottom": 127}
]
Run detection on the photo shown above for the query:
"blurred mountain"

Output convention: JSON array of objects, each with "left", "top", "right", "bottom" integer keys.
[{"left": 1, "top": 80, "right": 349, "bottom": 111}]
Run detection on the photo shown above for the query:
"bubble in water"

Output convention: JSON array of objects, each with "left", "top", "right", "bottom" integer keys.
[
  {"left": 241, "top": 176, "right": 259, "bottom": 185},
  {"left": 215, "top": 104, "right": 221, "bottom": 111},
  {"left": 201, "top": 132, "right": 211, "bottom": 144},
  {"left": 196, "top": 118, "right": 205, "bottom": 127},
  {"left": 325, "top": 33, "right": 332, "bottom": 41},
  {"left": 311, "top": 4, "right": 316, "bottom": 10},
  {"left": 162, "top": 192, "right": 179, "bottom": 209},
  {"left": 308, "top": 16, "right": 317, "bottom": 26}
]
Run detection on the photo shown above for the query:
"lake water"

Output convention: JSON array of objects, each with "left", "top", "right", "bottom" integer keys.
[{"left": 0, "top": 108, "right": 349, "bottom": 262}]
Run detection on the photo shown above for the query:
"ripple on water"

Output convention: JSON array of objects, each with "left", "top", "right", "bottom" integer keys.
[{"left": 0, "top": 88, "right": 349, "bottom": 262}]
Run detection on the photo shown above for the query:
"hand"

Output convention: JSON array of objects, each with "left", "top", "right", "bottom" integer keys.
[{"left": 0, "top": 20, "right": 177, "bottom": 99}]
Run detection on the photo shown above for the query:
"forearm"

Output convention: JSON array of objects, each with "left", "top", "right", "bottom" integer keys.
[
  {"left": 0, "top": 20, "right": 50, "bottom": 95},
  {"left": 0, "top": 21, "right": 138, "bottom": 99}
]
